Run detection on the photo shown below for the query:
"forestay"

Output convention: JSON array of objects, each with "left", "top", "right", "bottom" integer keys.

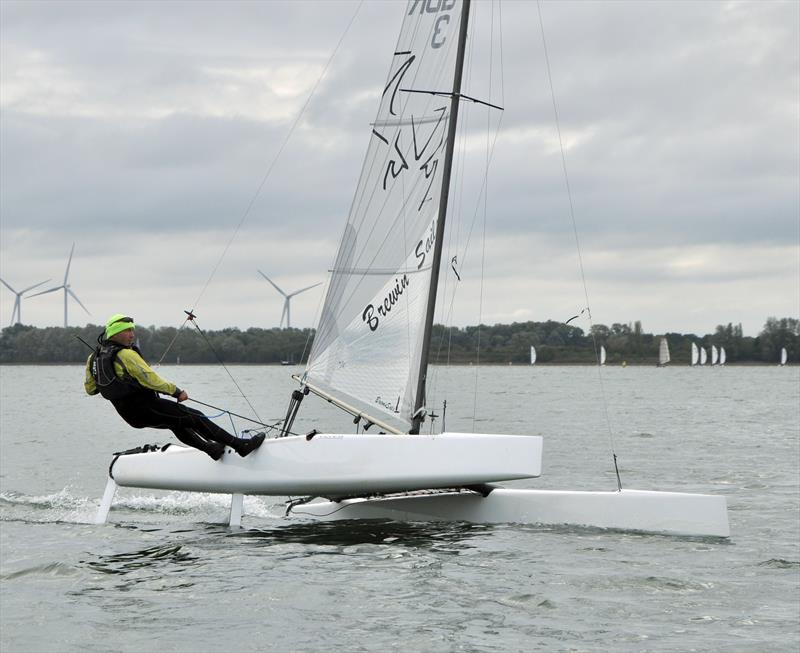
[{"left": 303, "top": 0, "right": 465, "bottom": 431}]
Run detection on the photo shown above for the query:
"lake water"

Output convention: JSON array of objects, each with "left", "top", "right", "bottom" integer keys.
[{"left": 1, "top": 364, "right": 798, "bottom": 652}]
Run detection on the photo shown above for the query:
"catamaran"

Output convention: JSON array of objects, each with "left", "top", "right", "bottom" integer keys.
[{"left": 94, "top": 0, "right": 728, "bottom": 537}]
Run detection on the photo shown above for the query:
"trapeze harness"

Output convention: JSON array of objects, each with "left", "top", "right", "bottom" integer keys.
[{"left": 89, "top": 340, "right": 155, "bottom": 404}]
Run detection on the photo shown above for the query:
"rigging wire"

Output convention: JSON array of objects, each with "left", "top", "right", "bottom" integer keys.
[
  {"left": 428, "top": 3, "right": 478, "bottom": 424},
  {"left": 416, "top": 0, "right": 504, "bottom": 431},
  {"left": 472, "top": 0, "right": 497, "bottom": 431},
  {"left": 536, "top": 0, "right": 622, "bottom": 490},
  {"left": 156, "top": 0, "right": 365, "bottom": 367},
  {"left": 185, "top": 312, "right": 264, "bottom": 425},
  {"left": 430, "top": 0, "right": 505, "bottom": 417}
]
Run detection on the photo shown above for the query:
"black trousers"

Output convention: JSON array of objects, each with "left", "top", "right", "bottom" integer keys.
[{"left": 113, "top": 396, "right": 238, "bottom": 454}]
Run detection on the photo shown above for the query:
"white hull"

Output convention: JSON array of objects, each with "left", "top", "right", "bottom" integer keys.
[
  {"left": 110, "top": 432, "right": 542, "bottom": 496},
  {"left": 292, "top": 488, "right": 730, "bottom": 537}
]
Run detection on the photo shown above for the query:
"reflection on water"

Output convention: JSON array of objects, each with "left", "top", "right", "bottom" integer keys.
[
  {"left": 227, "top": 519, "right": 488, "bottom": 550},
  {"left": 82, "top": 543, "right": 198, "bottom": 576}
]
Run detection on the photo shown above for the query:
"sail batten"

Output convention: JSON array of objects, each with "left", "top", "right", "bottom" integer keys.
[{"left": 304, "top": 1, "right": 468, "bottom": 430}]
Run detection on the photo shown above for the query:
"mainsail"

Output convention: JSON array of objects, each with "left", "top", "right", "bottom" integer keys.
[
  {"left": 303, "top": 1, "right": 467, "bottom": 431},
  {"left": 658, "top": 337, "right": 670, "bottom": 366},
  {"left": 530, "top": 346, "right": 537, "bottom": 365},
  {"left": 780, "top": 347, "right": 788, "bottom": 365},
  {"left": 711, "top": 345, "right": 719, "bottom": 365},
  {"left": 600, "top": 345, "right": 607, "bottom": 366},
  {"left": 700, "top": 347, "right": 708, "bottom": 365},
  {"left": 691, "top": 342, "right": 699, "bottom": 366},
  {"left": 719, "top": 346, "right": 726, "bottom": 365}
]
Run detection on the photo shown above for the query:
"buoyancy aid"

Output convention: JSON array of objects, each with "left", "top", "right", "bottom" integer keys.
[{"left": 90, "top": 338, "right": 155, "bottom": 402}]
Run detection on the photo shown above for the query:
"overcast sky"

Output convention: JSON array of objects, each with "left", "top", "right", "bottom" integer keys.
[{"left": 1, "top": 0, "right": 797, "bottom": 337}]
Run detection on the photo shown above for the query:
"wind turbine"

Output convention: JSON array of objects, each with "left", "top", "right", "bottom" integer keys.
[
  {"left": 29, "top": 243, "right": 90, "bottom": 327},
  {"left": 0, "top": 277, "right": 50, "bottom": 326},
  {"left": 258, "top": 270, "right": 321, "bottom": 328}
]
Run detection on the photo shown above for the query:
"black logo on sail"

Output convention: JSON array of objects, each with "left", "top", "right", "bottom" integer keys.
[{"left": 362, "top": 274, "right": 410, "bottom": 332}]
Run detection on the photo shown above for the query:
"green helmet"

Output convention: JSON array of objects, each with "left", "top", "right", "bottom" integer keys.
[{"left": 105, "top": 314, "right": 136, "bottom": 339}]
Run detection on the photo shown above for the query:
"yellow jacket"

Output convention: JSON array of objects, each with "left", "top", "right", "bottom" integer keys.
[{"left": 85, "top": 347, "right": 178, "bottom": 397}]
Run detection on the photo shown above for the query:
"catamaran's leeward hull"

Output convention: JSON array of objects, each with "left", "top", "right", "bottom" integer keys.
[
  {"left": 291, "top": 489, "right": 730, "bottom": 538},
  {"left": 110, "top": 432, "right": 543, "bottom": 496}
]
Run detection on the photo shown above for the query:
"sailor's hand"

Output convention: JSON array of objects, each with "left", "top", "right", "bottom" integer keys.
[{"left": 177, "top": 390, "right": 188, "bottom": 402}]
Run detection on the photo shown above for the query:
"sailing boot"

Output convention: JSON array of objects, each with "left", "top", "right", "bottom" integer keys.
[
  {"left": 205, "top": 441, "right": 227, "bottom": 461},
  {"left": 175, "top": 428, "right": 227, "bottom": 461},
  {"left": 232, "top": 433, "right": 266, "bottom": 457}
]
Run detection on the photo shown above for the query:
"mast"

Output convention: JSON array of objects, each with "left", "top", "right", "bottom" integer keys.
[{"left": 410, "top": 0, "right": 471, "bottom": 434}]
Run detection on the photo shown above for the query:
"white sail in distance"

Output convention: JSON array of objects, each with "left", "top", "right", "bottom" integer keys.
[
  {"left": 700, "top": 347, "right": 708, "bottom": 365},
  {"left": 304, "top": 1, "right": 466, "bottom": 430},
  {"left": 530, "top": 346, "right": 536, "bottom": 365},
  {"left": 719, "top": 347, "right": 726, "bottom": 365},
  {"left": 600, "top": 345, "right": 606, "bottom": 366},
  {"left": 691, "top": 342, "right": 699, "bottom": 366},
  {"left": 711, "top": 345, "right": 719, "bottom": 365},
  {"left": 658, "top": 337, "right": 670, "bottom": 366},
  {"left": 780, "top": 347, "right": 788, "bottom": 365}
]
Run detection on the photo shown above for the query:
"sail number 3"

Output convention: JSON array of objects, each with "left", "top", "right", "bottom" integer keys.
[{"left": 408, "top": 0, "right": 456, "bottom": 49}]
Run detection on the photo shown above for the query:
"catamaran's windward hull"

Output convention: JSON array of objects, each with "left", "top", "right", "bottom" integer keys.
[
  {"left": 110, "top": 432, "right": 542, "bottom": 497},
  {"left": 291, "top": 488, "right": 730, "bottom": 538}
]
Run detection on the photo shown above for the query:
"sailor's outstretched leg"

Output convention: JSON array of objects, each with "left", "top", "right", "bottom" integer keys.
[
  {"left": 173, "top": 427, "right": 226, "bottom": 461},
  {"left": 95, "top": 477, "right": 117, "bottom": 524},
  {"left": 142, "top": 399, "right": 266, "bottom": 458}
]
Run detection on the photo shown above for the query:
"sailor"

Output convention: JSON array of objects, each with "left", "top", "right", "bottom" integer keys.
[{"left": 84, "top": 313, "right": 265, "bottom": 460}]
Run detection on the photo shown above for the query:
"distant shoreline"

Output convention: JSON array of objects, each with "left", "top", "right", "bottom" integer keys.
[{"left": 2, "top": 320, "right": 795, "bottom": 366}]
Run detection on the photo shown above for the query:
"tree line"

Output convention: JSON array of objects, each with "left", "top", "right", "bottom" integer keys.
[
  {"left": 0, "top": 317, "right": 796, "bottom": 365},
  {"left": 0, "top": 317, "right": 800, "bottom": 365}
]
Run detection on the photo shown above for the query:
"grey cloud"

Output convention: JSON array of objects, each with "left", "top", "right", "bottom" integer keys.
[{"left": 1, "top": 0, "right": 797, "bottom": 334}]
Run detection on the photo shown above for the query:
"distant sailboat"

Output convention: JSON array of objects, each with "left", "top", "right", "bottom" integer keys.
[
  {"left": 658, "top": 337, "right": 670, "bottom": 367},
  {"left": 699, "top": 347, "right": 708, "bottom": 365},
  {"left": 711, "top": 345, "right": 719, "bottom": 366},
  {"left": 780, "top": 347, "right": 788, "bottom": 366},
  {"left": 719, "top": 347, "right": 726, "bottom": 366},
  {"left": 691, "top": 342, "right": 699, "bottom": 366},
  {"left": 600, "top": 345, "right": 607, "bottom": 366},
  {"left": 530, "top": 346, "right": 537, "bottom": 365}
]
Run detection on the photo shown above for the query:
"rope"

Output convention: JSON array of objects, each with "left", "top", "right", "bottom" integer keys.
[
  {"left": 155, "top": 318, "right": 191, "bottom": 366},
  {"left": 536, "top": 0, "right": 621, "bottom": 490},
  {"left": 187, "top": 317, "right": 264, "bottom": 425}
]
